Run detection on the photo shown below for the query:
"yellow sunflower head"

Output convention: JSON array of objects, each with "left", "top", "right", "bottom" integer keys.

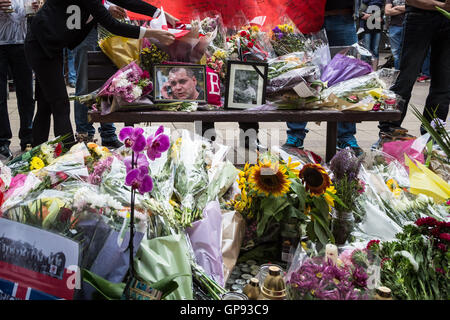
[
  {"left": 286, "top": 157, "right": 301, "bottom": 176},
  {"left": 299, "top": 163, "right": 331, "bottom": 196},
  {"left": 248, "top": 160, "right": 291, "bottom": 197},
  {"left": 324, "top": 185, "right": 336, "bottom": 208}
]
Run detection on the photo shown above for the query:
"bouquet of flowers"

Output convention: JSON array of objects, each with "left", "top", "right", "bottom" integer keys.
[
  {"left": 226, "top": 25, "right": 274, "bottom": 62},
  {"left": 367, "top": 218, "right": 450, "bottom": 300},
  {"left": 228, "top": 152, "right": 340, "bottom": 247},
  {"left": 199, "top": 14, "right": 227, "bottom": 49},
  {"left": 286, "top": 243, "right": 375, "bottom": 300},
  {"left": 316, "top": 69, "right": 400, "bottom": 111},
  {"left": 98, "top": 61, "right": 153, "bottom": 104},
  {"left": 140, "top": 42, "right": 170, "bottom": 74},
  {"left": 270, "top": 23, "right": 308, "bottom": 57},
  {"left": 6, "top": 135, "right": 68, "bottom": 177}
]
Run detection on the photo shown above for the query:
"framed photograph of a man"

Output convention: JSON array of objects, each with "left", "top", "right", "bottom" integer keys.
[
  {"left": 225, "top": 61, "right": 268, "bottom": 109},
  {"left": 153, "top": 64, "right": 207, "bottom": 103}
]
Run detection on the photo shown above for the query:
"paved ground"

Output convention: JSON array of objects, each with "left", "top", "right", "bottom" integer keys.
[{"left": 4, "top": 69, "right": 433, "bottom": 165}]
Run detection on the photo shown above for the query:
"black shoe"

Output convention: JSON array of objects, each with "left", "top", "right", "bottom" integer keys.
[
  {"left": 102, "top": 139, "right": 123, "bottom": 149},
  {"left": 0, "top": 145, "right": 13, "bottom": 161}
]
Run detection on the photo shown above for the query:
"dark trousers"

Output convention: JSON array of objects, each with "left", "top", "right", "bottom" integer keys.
[
  {"left": 24, "top": 39, "right": 74, "bottom": 147},
  {"left": 379, "top": 10, "right": 450, "bottom": 134},
  {"left": 0, "top": 44, "right": 34, "bottom": 148}
]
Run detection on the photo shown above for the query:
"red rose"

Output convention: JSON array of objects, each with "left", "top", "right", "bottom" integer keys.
[
  {"left": 247, "top": 42, "right": 254, "bottom": 48},
  {"left": 240, "top": 30, "right": 247, "bottom": 37},
  {"left": 54, "top": 143, "right": 62, "bottom": 157}
]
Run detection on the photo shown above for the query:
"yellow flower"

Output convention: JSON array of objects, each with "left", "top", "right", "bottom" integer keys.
[
  {"left": 248, "top": 160, "right": 291, "bottom": 197},
  {"left": 87, "top": 142, "right": 98, "bottom": 149},
  {"left": 251, "top": 25, "right": 260, "bottom": 33},
  {"left": 301, "top": 241, "right": 308, "bottom": 251},
  {"left": 30, "top": 157, "right": 45, "bottom": 171},
  {"left": 299, "top": 163, "right": 331, "bottom": 196},
  {"left": 324, "top": 185, "right": 336, "bottom": 208},
  {"left": 286, "top": 157, "right": 300, "bottom": 176},
  {"left": 316, "top": 272, "right": 322, "bottom": 279}
]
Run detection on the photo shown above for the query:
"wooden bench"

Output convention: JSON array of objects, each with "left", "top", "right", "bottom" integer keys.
[{"left": 87, "top": 51, "right": 402, "bottom": 162}]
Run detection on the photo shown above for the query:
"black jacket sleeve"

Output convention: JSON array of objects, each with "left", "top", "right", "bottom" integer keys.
[{"left": 80, "top": 0, "right": 158, "bottom": 38}]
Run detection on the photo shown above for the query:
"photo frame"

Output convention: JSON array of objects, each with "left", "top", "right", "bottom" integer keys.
[
  {"left": 224, "top": 60, "right": 268, "bottom": 109},
  {"left": 153, "top": 64, "right": 207, "bottom": 103}
]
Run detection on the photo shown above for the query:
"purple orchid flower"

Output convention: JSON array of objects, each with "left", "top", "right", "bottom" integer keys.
[
  {"left": 119, "top": 127, "right": 146, "bottom": 152},
  {"left": 125, "top": 165, "right": 153, "bottom": 194},
  {"left": 146, "top": 126, "right": 170, "bottom": 161},
  {"left": 124, "top": 153, "right": 149, "bottom": 172}
]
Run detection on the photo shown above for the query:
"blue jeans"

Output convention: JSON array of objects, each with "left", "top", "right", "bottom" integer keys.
[
  {"left": 287, "top": 14, "right": 358, "bottom": 146},
  {"left": 421, "top": 49, "right": 431, "bottom": 77},
  {"left": 389, "top": 25, "right": 403, "bottom": 70},
  {"left": 379, "top": 10, "right": 450, "bottom": 135},
  {"left": 362, "top": 32, "right": 381, "bottom": 59},
  {"left": 64, "top": 48, "right": 77, "bottom": 85},
  {"left": 0, "top": 44, "right": 34, "bottom": 148},
  {"left": 74, "top": 28, "right": 117, "bottom": 142}
]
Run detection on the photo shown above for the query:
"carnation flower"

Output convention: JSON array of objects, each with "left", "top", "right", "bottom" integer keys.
[
  {"left": 439, "top": 233, "right": 450, "bottom": 242},
  {"left": 415, "top": 217, "right": 437, "bottom": 227},
  {"left": 366, "top": 240, "right": 380, "bottom": 251},
  {"left": 437, "top": 243, "right": 447, "bottom": 252}
]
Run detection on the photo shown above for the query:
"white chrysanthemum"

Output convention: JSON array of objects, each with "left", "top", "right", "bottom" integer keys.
[{"left": 132, "top": 86, "right": 142, "bottom": 99}]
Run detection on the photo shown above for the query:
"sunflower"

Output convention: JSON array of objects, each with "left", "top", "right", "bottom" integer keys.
[
  {"left": 286, "top": 157, "right": 301, "bottom": 176},
  {"left": 299, "top": 163, "right": 331, "bottom": 196},
  {"left": 324, "top": 185, "right": 336, "bottom": 208},
  {"left": 248, "top": 160, "right": 291, "bottom": 197}
]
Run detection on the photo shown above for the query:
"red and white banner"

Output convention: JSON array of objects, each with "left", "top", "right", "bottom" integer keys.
[{"left": 126, "top": 0, "right": 327, "bottom": 34}]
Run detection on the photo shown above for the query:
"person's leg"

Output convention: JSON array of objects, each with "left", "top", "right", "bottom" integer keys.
[
  {"left": 74, "top": 28, "right": 97, "bottom": 138},
  {"left": 0, "top": 46, "right": 12, "bottom": 149},
  {"left": 67, "top": 49, "right": 77, "bottom": 86},
  {"left": 8, "top": 44, "right": 34, "bottom": 150},
  {"left": 420, "top": 49, "right": 431, "bottom": 78},
  {"left": 324, "top": 14, "right": 360, "bottom": 153},
  {"left": 378, "top": 11, "right": 435, "bottom": 134},
  {"left": 25, "top": 40, "right": 74, "bottom": 146},
  {"left": 389, "top": 26, "right": 403, "bottom": 70},
  {"left": 421, "top": 15, "right": 450, "bottom": 133},
  {"left": 285, "top": 122, "right": 308, "bottom": 148},
  {"left": 370, "top": 32, "right": 381, "bottom": 70}
]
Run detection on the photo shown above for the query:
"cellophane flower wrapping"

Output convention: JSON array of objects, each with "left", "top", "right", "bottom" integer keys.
[
  {"left": 316, "top": 68, "right": 401, "bottom": 111},
  {"left": 98, "top": 35, "right": 143, "bottom": 69},
  {"left": 285, "top": 242, "right": 378, "bottom": 300},
  {"left": 186, "top": 200, "right": 225, "bottom": 286},
  {"left": 221, "top": 209, "right": 246, "bottom": 282},
  {"left": 172, "top": 131, "right": 210, "bottom": 226},
  {"left": 320, "top": 53, "right": 373, "bottom": 87},
  {"left": 97, "top": 61, "right": 153, "bottom": 105},
  {"left": 133, "top": 233, "right": 193, "bottom": 300}
]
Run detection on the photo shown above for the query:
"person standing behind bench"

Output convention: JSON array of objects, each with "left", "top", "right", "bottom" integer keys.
[
  {"left": 25, "top": 0, "right": 178, "bottom": 147},
  {"left": 0, "top": 0, "right": 35, "bottom": 160},
  {"left": 73, "top": 1, "right": 128, "bottom": 149}
]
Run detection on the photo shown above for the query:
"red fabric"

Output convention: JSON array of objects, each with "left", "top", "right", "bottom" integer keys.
[
  {"left": 206, "top": 67, "right": 221, "bottom": 106},
  {"left": 126, "top": 0, "right": 326, "bottom": 33}
]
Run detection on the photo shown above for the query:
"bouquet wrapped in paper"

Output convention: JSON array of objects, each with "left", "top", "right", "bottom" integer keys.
[
  {"left": 99, "top": 35, "right": 142, "bottom": 69},
  {"left": 226, "top": 24, "right": 275, "bottom": 62}
]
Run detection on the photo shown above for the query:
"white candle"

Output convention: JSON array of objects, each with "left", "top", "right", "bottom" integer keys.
[{"left": 325, "top": 244, "right": 338, "bottom": 265}]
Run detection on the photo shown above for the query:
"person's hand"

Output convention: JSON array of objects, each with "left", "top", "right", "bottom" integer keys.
[
  {"left": 161, "top": 82, "right": 172, "bottom": 99},
  {"left": 144, "top": 29, "right": 175, "bottom": 46},
  {"left": 362, "top": 13, "right": 371, "bottom": 20},
  {"left": 444, "top": 0, "right": 450, "bottom": 11},
  {"left": 165, "top": 12, "right": 180, "bottom": 28},
  {"left": 395, "top": 5, "right": 406, "bottom": 13},
  {"left": 108, "top": 5, "right": 127, "bottom": 20},
  {"left": 0, "top": 0, "right": 12, "bottom": 12}
]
